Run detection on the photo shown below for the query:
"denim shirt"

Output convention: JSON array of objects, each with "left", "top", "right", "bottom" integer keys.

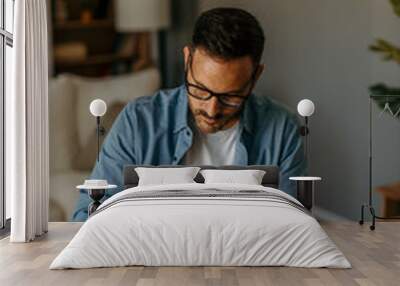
[{"left": 72, "top": 85, "right": 307, "bottom": 221}]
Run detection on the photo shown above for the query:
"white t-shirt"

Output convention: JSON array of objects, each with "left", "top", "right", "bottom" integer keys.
[{"left": 183, "top": 118, "right": 240, "bottom": 166}]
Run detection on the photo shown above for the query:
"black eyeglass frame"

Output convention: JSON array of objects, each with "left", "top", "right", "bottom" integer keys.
[{"left": 184, "top": 50, "right": 259, "bottom": 109}]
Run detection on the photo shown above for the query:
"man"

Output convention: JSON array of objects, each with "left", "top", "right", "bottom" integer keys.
[{"left": 72, "top": 7, "right": 307, "bottom": 221}]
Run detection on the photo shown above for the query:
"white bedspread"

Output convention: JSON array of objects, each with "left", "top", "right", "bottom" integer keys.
[{"left": 50, "top": 183, "right": 351, "bottom": 269}]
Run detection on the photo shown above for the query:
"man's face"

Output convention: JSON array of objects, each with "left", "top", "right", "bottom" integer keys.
[{"left": 183, "top": 46, "right": 263, "bottom": 134}]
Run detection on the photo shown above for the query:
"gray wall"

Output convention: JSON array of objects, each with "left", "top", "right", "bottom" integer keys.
[
  {"left": 167, "top": 0, "right": 400, "bottom": 219},
  {"left": 370, "top": 0, "right": 400, "bottom": 218},
  {"left": 163, "top": 0, "right": 199, "bottom": 87},
  {"left": 45, "top": 0, "right": 399, "bottom": 220}
]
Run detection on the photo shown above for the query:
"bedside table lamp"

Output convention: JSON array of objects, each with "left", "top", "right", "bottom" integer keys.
[
  {"left": 297, "top": 99, "right": 315, "bottom": 162},
  {"left": 115, "top": 0, "right": 170, "bottom": 71},
  {"left": 76, "top": 100, "right": 113, "bottom": 217},
  {"left": 115, "top": 0, "right": 170, "bottom": 31},
  {"left": 291, "top": 99, "right": 321, "bottom": 213},
  {"left": 89, "top": 99, "right": 107, "bottom": 162}
]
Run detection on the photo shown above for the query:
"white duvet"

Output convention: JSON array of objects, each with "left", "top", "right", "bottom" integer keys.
[{"left": 50, "top": 183, "right": 351, "bottom": 269}]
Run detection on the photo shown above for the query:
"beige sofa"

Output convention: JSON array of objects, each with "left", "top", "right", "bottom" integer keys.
[{"left": 49, "top": 68, "right": 161, "bottom": 221}]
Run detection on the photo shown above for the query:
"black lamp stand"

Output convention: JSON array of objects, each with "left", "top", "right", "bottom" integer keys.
[
  {"left": 297, "top": 116, "right": 314, "bottom": 210},
  {"left": 299, "top": 116, "right": 309, "bottom": 163},
  {"left": 95, "top": 116, "right": 106, "bottom": 162},
  {"left": 359, "top": 95, "right": 400, "bottom": 231},
  {"left": 88, "top": 116, "right": 106, "bottom": 216}
]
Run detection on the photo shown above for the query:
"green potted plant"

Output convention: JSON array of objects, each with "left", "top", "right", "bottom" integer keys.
[{"left": 369, "top": 0, "right": 400, "bottom": 113}]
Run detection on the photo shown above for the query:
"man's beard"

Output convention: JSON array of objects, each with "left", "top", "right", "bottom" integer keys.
[{"left": 192, "top": 108, "right": 242, "bottom": 133}]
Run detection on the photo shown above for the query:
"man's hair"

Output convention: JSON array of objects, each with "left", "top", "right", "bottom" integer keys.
[{"left": 192, "top": 7, "right": 265, "bottom": 64}]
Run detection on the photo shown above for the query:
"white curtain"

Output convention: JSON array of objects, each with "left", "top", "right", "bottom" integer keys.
[{"left": 7, "top": 0, "right": 49, "bottom": 242}]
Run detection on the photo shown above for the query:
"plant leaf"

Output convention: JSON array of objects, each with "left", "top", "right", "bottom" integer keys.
[
  {"left": 369, "top": 38, "right": 400, "bottom": 64},
  {"left": 390, "top": 0, "right": 400, "bottom": 17}
]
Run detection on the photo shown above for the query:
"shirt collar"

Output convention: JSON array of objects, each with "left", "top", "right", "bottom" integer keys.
[
  {"left": 173, "top": 85, "right": 190, "bottom": 133},
  {"left": 173, "top": 84, "right": 255, "bottom": 135},
  {"left": 240, "top": 94, "right": 255, "bottom": 135}
]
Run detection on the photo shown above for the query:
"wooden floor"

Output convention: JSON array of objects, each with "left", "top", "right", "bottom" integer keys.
[{"left": 0, "top": 222, "right": 399, "bottom": 286}]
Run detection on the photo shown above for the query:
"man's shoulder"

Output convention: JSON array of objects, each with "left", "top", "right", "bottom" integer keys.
[
  {"left": 125, "top": 86, "right": 183, "bottom": 112},
  {"left": 249, "top": 94, "right": 298, "bottom": 126},
  {"left": 119, "top": 85, "right": 185, "bottom": 131}
]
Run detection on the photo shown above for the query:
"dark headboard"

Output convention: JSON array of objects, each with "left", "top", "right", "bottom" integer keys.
[{"left": 123, "top": 165, "right": 280, "bottom": 189}]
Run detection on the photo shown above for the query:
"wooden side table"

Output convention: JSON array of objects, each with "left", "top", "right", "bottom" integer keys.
[
  {"left": 76, "top": 180, "right": 117, "bottom": 216},
  {"left": 289, "top": 177, "right": 322, "bottom": 213},
  {"left": 375, "top": 181, "right": 400, "bottom": 218}
]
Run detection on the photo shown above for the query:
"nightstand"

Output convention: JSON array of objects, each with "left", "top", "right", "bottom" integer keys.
[
  {"left": 375, "top": 181, "right": 400, "bottom": 218},
  {"left": 289, "top": 177, "right": 322, "bottom": 212},
  {"left": 76, "top": 180, "right": 117, "bottom": 216}
]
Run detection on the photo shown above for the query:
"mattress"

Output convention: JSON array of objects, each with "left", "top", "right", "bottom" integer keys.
[{"left": 50, "top": 183, "right": 351, "bottom": 269}]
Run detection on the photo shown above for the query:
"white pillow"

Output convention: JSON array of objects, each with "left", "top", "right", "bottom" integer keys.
[
  {"left": 135, "top": 167, "right": 201, "bottom": 186},
  {"left": 200, "top": 169, "right": 266, "bottom": 185}
]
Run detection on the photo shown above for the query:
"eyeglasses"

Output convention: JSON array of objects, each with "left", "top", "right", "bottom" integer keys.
[{"left": 184, "top": 51, "right": 257, "bottom": 109}]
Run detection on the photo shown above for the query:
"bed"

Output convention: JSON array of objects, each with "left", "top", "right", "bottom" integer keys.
[{"left": 50, "top": 165, "right": 350, "bottom": 269}]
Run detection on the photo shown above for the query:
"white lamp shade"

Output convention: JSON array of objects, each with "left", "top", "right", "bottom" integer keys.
[
  {"left": 116, "top": 0, "right": 171, "bottom": 32},
  {"left": 297, "top": 99, "right": 315, "bottom": 117},
  {"left": 90, "top": 99, "right": 107, "bottom": 117}
]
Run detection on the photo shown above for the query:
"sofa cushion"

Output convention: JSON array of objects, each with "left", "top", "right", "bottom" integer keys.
[
  {"left": 72, "top": 68, "right": 160, "bottom": 170},
  {"left": 49, "top": 170, "right": 91, "bottom": 221},
  {"left": 49, "top": 75, "right": 78, "bottom": 171}
]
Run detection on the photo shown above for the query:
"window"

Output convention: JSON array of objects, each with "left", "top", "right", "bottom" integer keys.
[{"left": 1, "top": 0, "right": 14, "bottom": 231}]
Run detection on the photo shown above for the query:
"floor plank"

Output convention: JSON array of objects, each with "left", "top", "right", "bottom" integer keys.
[{"left": 0, "top": 222, "right": 399, "bottom": 286}]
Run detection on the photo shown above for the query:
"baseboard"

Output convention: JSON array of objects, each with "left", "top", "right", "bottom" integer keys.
[{"left": 313, "top": 206, "right": 349, "bottom": 222}]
